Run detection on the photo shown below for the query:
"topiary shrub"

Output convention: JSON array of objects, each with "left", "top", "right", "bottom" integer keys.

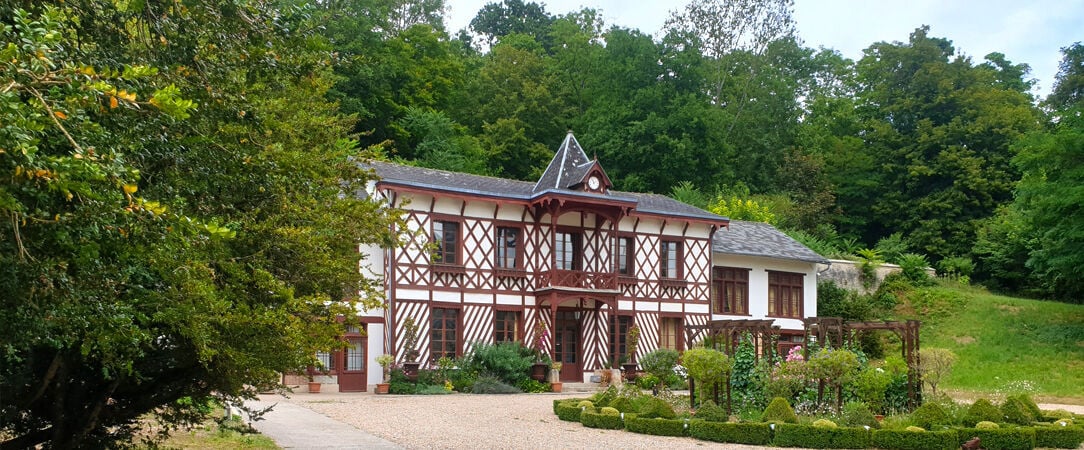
[
  {"left": 553, "top": 398, "right": 587, "bottom": 415},
  {"left": 813, "top": 418, "right": 839, "bottom": 428},
  {"left": 906, "top": 426, "right": 925, "bottom": 432},
  {"left": 555, "top": 401, "right": 583, "bottom": 422},
  {"left": 841, "top": 401, "right": 881, "bottom": 429},
  {"left": 1001, "top": 396, "right": 1037, "bottom": 425},
  {"left": 639, "top": 348, "right": 680, "bottom": 390},
  {"left": 772, "top": 423, "right": 871, "bottom": 449},
  {"left": 693, "top": 400, "right": 728, "bottom": 422},
  {"left": 872, "top": 429, "right": 957, "bottom": 450},
  {"left": 637, "top": 396, "right": 676, "bottom": 419},
  {"left": 910, "top": 402, "right": 952, "bottom": 430},
  {"left": 470, "top": 374, "right": 522, "bottom": 394},
  {"left": 689, "top": 421, "right": 772, "bottom": 445},
  {"left": 976, "top": 421, "right": 999, "bottom": 429},
  {"left": 761, "top": 397, "right": 799, "bottom": 424},
  {"left": 1036, "top": 425, "right": 1084, "bottom": 449},
  {"left": 964, "top": 398, "right": 1003, "bottom": 427},
  {"left": 600, "top": 406, "right": 620, "bottom": 416},
  {"left": 577, "top": 400, "right": 595, "bottom": 409},
  {"left": 1011, "top": 394, "right": 1043, "bottom": 421},
  {"left": 625, "top": 417, "right": 686, "bottom": 437}
]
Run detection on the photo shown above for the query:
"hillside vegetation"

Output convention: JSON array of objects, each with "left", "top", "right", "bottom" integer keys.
[{"left": 895, "top": 283, "right": 1084, "bottom": 400}]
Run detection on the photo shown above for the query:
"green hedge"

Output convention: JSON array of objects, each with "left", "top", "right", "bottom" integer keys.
[
  {"left": 625, "top": 417, "right": 687, "bottom": 437},
  {"left": 1035, "top": 425, "right": 1084, "bottom": 449},
  {"left": 773, "top": 423, "right": 871, "bottom": 449},
  {"left": 872, "top": 429, "right": 958, "bottom": 450},
  {"left": 688, "top": 420, "right": 771, "bottom": 445},
  {"left": 581, "top": 410, "right": 624, "bottom": 430},
  {"left": 553, "top": 398, "right": 587, "bottom": 415},
  {"left": 555, "top": 402, "right": 585, "bottom": 422},
  {"left": 955, "top": 427, "right": 1036, "bottom": 450}
]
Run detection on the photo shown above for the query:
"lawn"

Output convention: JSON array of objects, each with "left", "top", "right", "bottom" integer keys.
[
  {"left": 897, "top": 282, "right": 1084, "bottom": 401},
  {"left": 137, "top": 409, "right": 279, "bottom": 449}
]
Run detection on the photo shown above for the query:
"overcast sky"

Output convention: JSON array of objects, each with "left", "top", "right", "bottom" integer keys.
[{"left": 444, "top": 0, "right": 1083, "bottom": 97}]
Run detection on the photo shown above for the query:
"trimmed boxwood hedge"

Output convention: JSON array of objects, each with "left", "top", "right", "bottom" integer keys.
[
  {"left": 773, "top": 423, "right": 871, "bottom": 449},
  {"left": 553, "top": 398, "right": 587, "bottom": 415},
  {"left": 872, "top": 429, "right": 958, "bottom": 450},
  {"left": 688, "top": 420, "right": 771, "bottom": 445},
  {"left": 581, "top": 410, "right": 624, "bottom": 430},
  {"left": 1035, "top": 425, "right": 1084, "bottom": 449},
  {"left": 955, "top": 427, "right": 1036, "bottom": 450},
  {"left": 555, "top": 402, "right": 585, "bottom": 422},
  {"left": 625, "top": 417, "right": 687, "bottom": 437}
]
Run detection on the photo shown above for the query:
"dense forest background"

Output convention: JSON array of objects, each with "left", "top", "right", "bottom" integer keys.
[{"left": 328, "top": 0, "right": 1084, "bottom": 302}]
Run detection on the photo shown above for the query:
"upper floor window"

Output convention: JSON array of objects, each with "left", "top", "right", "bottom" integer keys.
[
  {"left": 712, "top": 267, "right": 750, "bottom": 315},
  {"left": 555, "top": 232, "right": 582, "bottom": 270},
  {"left": 495, "top": 227, "right": 520, "bottom": 269},
  {"left": 494, "top": 310, "right": 520, "bottom": 343},
  {"left": 660, "top": 240, "right": 681, "bottom": 279},
  {"left": 617, "top": 237, "right": 635, "bottom": 275},
  {"left": 433, "top": 221, "right": 459, "bottom": 264},
  {"left": 768, "top": 271, "right": 804, "bottom": 319}
]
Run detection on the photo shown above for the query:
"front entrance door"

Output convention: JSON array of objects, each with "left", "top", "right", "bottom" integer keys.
[
  {"left": 554, "top": 311, "right": 581, "bottom": 382},
  {"left": 338, "top": 330, "right": 367, "bottom": 392}
]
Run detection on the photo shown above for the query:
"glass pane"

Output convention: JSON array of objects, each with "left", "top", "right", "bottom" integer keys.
[{"left": 346, "top": 339, "right": 364, "bottom": 371}]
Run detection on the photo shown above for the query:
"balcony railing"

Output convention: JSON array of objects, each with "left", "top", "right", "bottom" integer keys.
[{"left": 538, "top": 269, "right": 618, "bottom": 291}]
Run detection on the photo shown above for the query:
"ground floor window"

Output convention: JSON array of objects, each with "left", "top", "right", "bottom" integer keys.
[
  {"left": 494, "top": 310, "right": 520, "bottom": 343},
  {"left": 431, "top": 308, "right": 459, "bottom": 361},
  {"left": 609, "top": 315, "right": 632, "bottom": 365},
  {"left": 659, "top": 317, "right": 683, "bottom": 351}
]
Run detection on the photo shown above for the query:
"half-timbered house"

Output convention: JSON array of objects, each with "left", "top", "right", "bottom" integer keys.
[{"left": 323, "top": 132, "right": 827, "bottom": 392}]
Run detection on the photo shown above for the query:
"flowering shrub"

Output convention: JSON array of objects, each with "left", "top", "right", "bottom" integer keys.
[{"left": 785, "top": 346, "right": 805, "bottom": 362}]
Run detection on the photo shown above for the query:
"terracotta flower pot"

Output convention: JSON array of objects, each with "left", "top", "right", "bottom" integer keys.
[
  {"left": 308, "top": 381, "right": 321, "bottom": 393},
  {"left": 376, "top": 383, "right": 390, "bottom": 394},
  {"left": 551, "top": 382, "right": 563, "bottom": 393}
]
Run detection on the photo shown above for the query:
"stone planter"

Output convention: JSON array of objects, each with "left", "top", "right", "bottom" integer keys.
[
  {"left": 622, "top": 363, "right": 638, "bottom": 382},
  {"left": 530, "top": 362, "right": 548, "bottom": 382},
  {"left": 402, "top": 361, "right": 421, "bottom": 381}
]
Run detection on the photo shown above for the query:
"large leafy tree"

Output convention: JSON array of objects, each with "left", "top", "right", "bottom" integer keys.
[
  {"left": 0, "top": 1, "right": 399, "bottom": 447},
  {"left": 842, "top": 27, "right": 1039, "bottom": 259}
]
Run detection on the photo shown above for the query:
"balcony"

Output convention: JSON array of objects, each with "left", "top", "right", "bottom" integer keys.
[{"left": 537, "top": 269, "right": 618, "bottom": 291}]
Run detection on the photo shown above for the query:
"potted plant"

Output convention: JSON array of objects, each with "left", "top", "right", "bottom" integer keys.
[
  {"left": 622, "top": 325, "right": 641, "bottom": 380},
  {"left": 375, "top": 354, "right": 394, "bottom": 394},
  {"left": 550, "top": 362, "right": 563, "bottom": 392},
  {"left": 530, "top": 321, "right": 550, "bottom": 382},
  {"left": 400, "top": 318, "right": 421, "bottom": 379}
]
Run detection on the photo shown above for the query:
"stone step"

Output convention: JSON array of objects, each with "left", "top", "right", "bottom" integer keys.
[{"left": 558, "top": 382, "right": 604, "bottom": 393}]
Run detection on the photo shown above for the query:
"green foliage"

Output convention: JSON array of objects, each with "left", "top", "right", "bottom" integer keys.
[
  {"left": 577, "top": 400, "right": 595, "bottom": 409},
  {"left": 389, "top": 369, "right": 417, "bottom": 394},
  {"left": 910, "top": 402, "right": 953, "bottom": 430},
  {"left": 849, "top": 366, "right": 891, "bottom": 414},
  {"left": 917, "top": 348, "right": 957, "bottom": 396},
  {"left": 937, "top": 256, "right": 974, "bottom": 280},
  {"left": 761, "top": 397, "right": 799, "bottom": 424},
  {"left": 729, "top": 334, "right": 761, "bottom": 405},
  {"left": 807, "top": 348, "right": 861, "bottom": 385},
  {"left": 637, "top": 396, "right": 676, "bottom": 419},
  {"left": 955, "top": 427, "right": 1036, "bottom": 450},
  {"left": 1035, "top": 425, "right": 1084, "bottom": 449},
  {"left": 708, "top": 195, "right": 776, "bottom": 224},
  {"left": 514, "top": 378, "right": 550, "bottom": 393},
  {"left": 813, "top": 418, "right": 839, "bottom": 428},
  {"left": 624, "top": 417, "right": 687, "bottom": 437},
  {"left": 897, "top": 253, "right": 932, "bottom": 285},
  {"left": 669, "top": 181, "right": 711, "bottom": 209},
  {"left": 872, "top": 429, "right": 958, "bottom": 450},
  {"left": 976, "top": 421, "right": 1000, "bottom": 429},
  {"left": 414, "top": 384, "right": 453, "bottom": 395},
  {"left": 682, "top": 347, "right": 731, "bottom": 393},
  {"left": 638, "top": 348, "right": 680, "bottom": 389},
  {"left": 875, "top": 233, "right": 909, "bottom": 264},
  {"left": 693, "top": 400, "right": 728, "bottom": 422},
  {"left": 841, "top": 402, "right": 881, "bottom": 429},
  {"left": 772, "top": 423, "right": 871, "bottom": 449},
  {"left": 554, "top": 401, "right": 584, "bottom": 422},
  {"left": 688, "top": 420, "right": 772, "bottom": 445},
  {"left": 608, "top": 396, "right": 634, "bottom": 413},
  {"left": 470, "top": 374, "right": 522, "bottom": 394},
  {"left": 459, "top": 341, "right": 535, "bottom": 386},
  {"left": 964, "top": 398, "right": 1004, "bottom": 427},
  {"left": 580, "top": 409, "right": 624, "bottom": 429},
  {"left": 636, "top": 374, "right": 660, "bottom": 390},
  {"left": 599, "top": 406, "right": 620, "bottom": 416}
]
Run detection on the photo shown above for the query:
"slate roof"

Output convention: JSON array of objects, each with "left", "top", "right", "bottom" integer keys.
[
  {"left": 712, "top": 220, "right": 829, "bottom": 264},
  {"left": 367, "top": 160, "right": 726, "bottom": 222},
  {"left": 533, "top": 132, "right": 593, "bottom": 192}
]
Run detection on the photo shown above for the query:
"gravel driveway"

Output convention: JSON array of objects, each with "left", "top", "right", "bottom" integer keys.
[{"left": 274, "top": 392, "right": 771, "bottom": 449}]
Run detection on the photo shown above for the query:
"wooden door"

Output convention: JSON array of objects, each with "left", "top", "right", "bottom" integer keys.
[
  {"left": 337, "top": 334, "right": 367, "bottom": 392},
  {"left": 554, "top": 311, "right": 581, "bottom": 382}
]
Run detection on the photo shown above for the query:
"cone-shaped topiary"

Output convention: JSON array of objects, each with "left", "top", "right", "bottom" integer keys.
[
  {"left": 1011, "top": 394, "right": 1043, "bottom": 421},
  {"left": 1001, "top": 396, "right": 1036, "bottom": 425},
  {"left": 910, "top": 402, "right": 952, "bottom": 429},
  {"left": 694, "top": 400, "right": 728, "bottom": 422},
  {"left": 761, "top": 397, "right": 799, "bottom": 424},
  {"left": 609, "top": 396, "right": 633, "bottom": 413},
  {"left": 964, "top": 398, "right": 1002, "bottom": 427},
  {"left": 638, "top": 396, "right": 676, "bottom": 419}
]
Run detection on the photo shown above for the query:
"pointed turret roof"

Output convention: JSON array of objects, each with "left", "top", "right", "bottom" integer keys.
[{"left": 533, "top": 131, "right": 595, "bottom": 193}]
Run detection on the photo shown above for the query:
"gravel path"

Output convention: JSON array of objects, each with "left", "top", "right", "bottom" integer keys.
[{"left": 272, "top": 392, "right": 770, "bottom": 449}]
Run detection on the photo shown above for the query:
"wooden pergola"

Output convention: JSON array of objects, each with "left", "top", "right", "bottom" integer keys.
[{"left": 685, "top": 319, "right": 780, "bottom": 362}]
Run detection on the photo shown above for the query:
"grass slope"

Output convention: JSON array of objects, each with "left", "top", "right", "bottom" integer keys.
[{"left": 896, "top": 282, "right": 1084, "bottom": 400}]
